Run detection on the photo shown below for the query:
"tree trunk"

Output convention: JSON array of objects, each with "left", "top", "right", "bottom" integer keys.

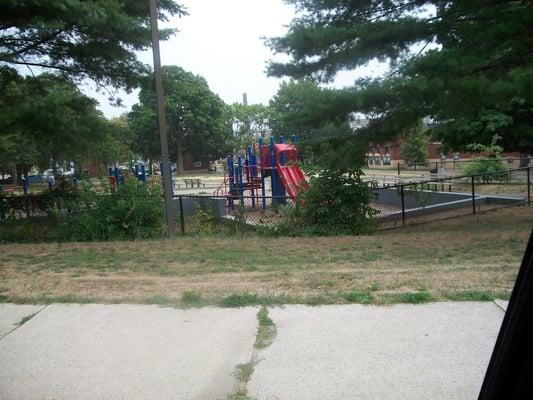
[
  {"left": 16, "top": 164, "right": 25, "bottom": 186},
  {"left": 9, "top": 162, "right": 18, "bottom": 185},
  {"left": 52, "top": 156, "right": 59, "bottom": 180},
  {"left": 15, "top": 164, "right": 29, "bottom": 186},
  {"left": 519, "top": 152, "right": 529, "bottom": 168},
  {"left": 176, "top": 134, "right": 184, "bottom": 175}
]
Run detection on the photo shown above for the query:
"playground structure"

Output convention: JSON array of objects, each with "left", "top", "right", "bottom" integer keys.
[
  {"left": 107, "top": 163, "right": 147, "bottom": 190},
  {"left": 215, "top": 135, "right": 308, "bottom": 210}
]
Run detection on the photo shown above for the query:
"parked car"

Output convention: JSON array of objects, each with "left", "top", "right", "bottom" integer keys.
[{"left": 41, "top": 168, "right": 75, "bottom": 181}]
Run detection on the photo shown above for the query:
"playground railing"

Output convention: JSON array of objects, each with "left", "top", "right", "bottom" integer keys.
[{"left": 374, "top": 166, "right": 531, "bottom": 229}]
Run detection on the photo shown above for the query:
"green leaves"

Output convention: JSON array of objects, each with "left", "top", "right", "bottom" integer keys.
[
  {"left": 60, "top": 177, "right": 165, "bottom": 241},
  {"left": 129, "top": 66, "right": 231, "bottom": 168},
  {"left": 267, "top": 1, "right": 434, "bottom": 81},
  {"left": 267, "top": 0, "right": 533, "bottom": 154},
  {"left": 279, "top": 168, "right": 377, "bottom": 235},
  {"left": 400, "top": 121, "right": 429, "bottom": 165},
  {"left": 0, "top": 0, "right": 187, "bottom": 89},
  {"left": 0, "top": 74, "right": 106, "bottom": 172}
]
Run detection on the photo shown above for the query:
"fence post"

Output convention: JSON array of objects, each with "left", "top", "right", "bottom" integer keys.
[
  {"left": 471, "top": 175, "right": 476, "bottom": 214},
  {"left": 527, "top": 167, "right": 531, "bottom": 207},
  {"left": 400, "top": 185, "right": 406, "bottom": 226},
  {"left": 25, "top": 194, "right": 30, "bottom": 218},
  {"left": 397, "top": 162, "right": 400, "bottom": 176},
  {"left": 0, "top": 195, "right": 5, "bottom": 221},
  {"left": 178, "top": 196, "right": 185, "bottom": 235}
]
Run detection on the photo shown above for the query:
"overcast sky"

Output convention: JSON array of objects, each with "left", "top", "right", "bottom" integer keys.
[{"left": 88, "top": 0, "right": 388, "bottom": 119}]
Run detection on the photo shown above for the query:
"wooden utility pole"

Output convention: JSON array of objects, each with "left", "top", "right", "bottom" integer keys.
[{"left": 149, "top": 0, "right": 177, "bottom": 237}]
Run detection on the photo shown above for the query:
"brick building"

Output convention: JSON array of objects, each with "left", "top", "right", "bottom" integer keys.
[{"left": 367, "top": 137, "right": 524, "bottom": 169}]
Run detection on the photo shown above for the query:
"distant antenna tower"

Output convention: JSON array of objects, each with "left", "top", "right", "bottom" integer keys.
[{"left": 242, "top": 92, "right": 248, "bottom": 106}]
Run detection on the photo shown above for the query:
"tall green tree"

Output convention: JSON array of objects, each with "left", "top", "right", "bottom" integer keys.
[
  {"left": 0, "top": 73, "right": 107, "bottom": 181},
  {"left": 269, "top": 80, "right": 355, "bottom": 138},
  {"left": 129, "top": 66, "right": 231, "bottom": 173},
  {"left": 269, "top": 80, "right": 322, "bottom": 139},
  {"left": 0, "top": 0, "right": 186, "bottom": 89},
  {"left": 400, "top": 122, "right": 429, "bottom": 165},
  {"left": 269, "top": 80, "right": 365, "bottom": 168},
  {"left": 87, "top": 115, "right": 135, "bottom": 167},
  {"left": 230, "top": 103, "right": 273, "bottom": 142},
  {"left": 267, "top": 1, "right": 533, "bottom": 163}
]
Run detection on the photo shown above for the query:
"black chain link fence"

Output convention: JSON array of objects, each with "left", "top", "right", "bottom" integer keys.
[
  {"left": 0, "top": 190, "right": 78, "bottom": 220},
  {"left": 171, "top": 195, "right": 290, "bottom": 235},
  {"left": 2, "top": 167, "right": 530, "bottom": 235},
  {"left": 394, "top": 157, "right": 532, "bottom": 175},
  {"left": 374, "top": 167, "right": 531, "bottom": 229}
]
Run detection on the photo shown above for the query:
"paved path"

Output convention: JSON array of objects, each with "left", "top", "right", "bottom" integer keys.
[
  {"left": 0, "top": 304, "right": 45, "bottom": 338},
  {"left": 0, "top": 304, "right": 257, "bottom": 400},
  {"left": 0, "top": 302, "right": 506, "bottom": 400},
  {"left": 249, "top": 302, "right": 505, "bottom": 400}
]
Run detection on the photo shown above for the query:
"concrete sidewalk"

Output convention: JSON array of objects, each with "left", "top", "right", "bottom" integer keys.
[
  {"left": 0, "top": 302, "right": 506, "bottom": 400},
  {"left": 0, "top": 304, "right": 257, "bottom": 400},
  {"left": 249, "top": 302, "right": 504, "bottom": 400}
]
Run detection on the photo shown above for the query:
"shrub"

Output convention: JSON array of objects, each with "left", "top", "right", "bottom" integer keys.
[
  {"left": 462, "top": 158, "right": 509, "bottom": 183},
  {"left": 60, "top": 177, "right": 165, "bottom": 241},
  {"left": 0, "top": 177, "right": 165, "bottom": 242},
  {"left": 0, "top": 181, "right": 77, "bottom": 219},
  {"left": 278, "top": 168, "right": 377, "bottom": 235},
  {"left": 461, "top": 135, "right": 510, "bottom": 183},
  {"left": 0, "top": 219, "right": 36, "bottom": 243}
]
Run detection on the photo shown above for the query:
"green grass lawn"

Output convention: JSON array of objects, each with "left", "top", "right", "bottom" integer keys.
[{"left": 0, "top": 206, "right": 531, "bottom": 306}]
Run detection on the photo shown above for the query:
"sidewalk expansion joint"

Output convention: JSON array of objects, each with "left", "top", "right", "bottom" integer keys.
[{"left": 0, "top": 304, "right": 50, "bottom": 340}]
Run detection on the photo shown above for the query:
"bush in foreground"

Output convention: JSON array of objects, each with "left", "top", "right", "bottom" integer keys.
[
  {"left": 277, "top": 168, "right": 377, "bottom": 236},
  {"left": 60, "top": 177, "right": 165, "bottom": 241}
]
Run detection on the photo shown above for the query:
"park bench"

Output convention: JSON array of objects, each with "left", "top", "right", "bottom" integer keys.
[
  {"left": 419, "top": 182, "right": 453, "bottom": 192},
  {"left": 183, "top": 178, "right": 206, "bottom": 189},
  {"left": 195, "top": 179, "right": 205, "bottom": 188}
]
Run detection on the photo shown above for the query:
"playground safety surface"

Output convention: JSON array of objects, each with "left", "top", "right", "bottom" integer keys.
[{"left": 0, "top": 301, "right": 506, "bottom": 400}]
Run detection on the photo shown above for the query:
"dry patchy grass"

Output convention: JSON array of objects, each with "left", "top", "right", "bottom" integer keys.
[{"left": 0, "top": 207, "right": 531, "bottom": 306}]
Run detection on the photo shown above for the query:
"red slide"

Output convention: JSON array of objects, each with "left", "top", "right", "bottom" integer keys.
[{"left": 274, "top": 144, "right": 308, "bottom": 199}]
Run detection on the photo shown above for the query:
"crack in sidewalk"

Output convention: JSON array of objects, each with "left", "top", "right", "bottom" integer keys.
[
  {"left": 1, "top": 304, "right": 50, "bottom": 340},
  {"left": 225, "top": 306, "right": 277, "bottom": 400}
]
